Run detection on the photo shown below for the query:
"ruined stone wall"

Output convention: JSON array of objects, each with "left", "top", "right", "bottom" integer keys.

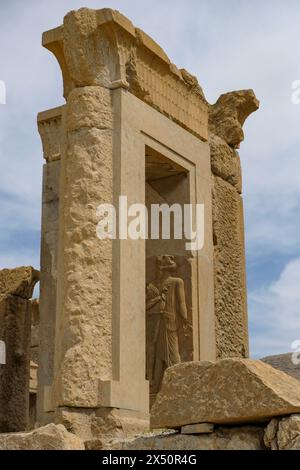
[{"left": 209, "top": 91, "right": 259, "bottom": 359}]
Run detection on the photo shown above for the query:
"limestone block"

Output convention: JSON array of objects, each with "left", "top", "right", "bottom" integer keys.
[
  {"left": 0, "top": 295, "right": 31, "bottom": 432},
  {"left": 151, "top": 359, "right": 300, "bottom": 429},
  {"left": 0, "top": 266, "right": 39, "bottom": 299},
  {"left": 209, "top": 133, "right": 242, "bottom": 192},
  {"left": 265, "top": 415, "right": 300, "bottom": 450},
  {"left": 212, "top": 176, "right": 248, "bottom": 358},
  {"left": 56, "top": 407, "right": 95, "bottom": 442},
  {"left": 181, "top": 423, "right": 214, "bottom": 435},
  {"left": 54, "top": 87, "right": 114, "bottom": 407},
  {"left": 109, "top": 426, "right": 264, "bottom": 450},
  {"left": 65, "top": 87, "right": 113, "bottom": 132},
  {"left": 38, "top": 107, "right": 63, "bottom": 162},
  {"left": 277, "top": 415, "right": 300, "bottom": 450},
  {"left": 43, "top": 8, "right": 209, "bottom": 140},
  {"left": 56, "top": 407, "right": 149, "bottom": 447},
  {"left": 209, "top": 90, "right": 259, "bottom": 148},
  {"left": 0, "top": 424, "right": 84, "bottom": 450},
  {"left": 264, "top": 418, "right": 279, "bottom": 450}
]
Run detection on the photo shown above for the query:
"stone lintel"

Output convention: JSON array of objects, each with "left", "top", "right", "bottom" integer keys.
[
  {"left": 38, "top": 105, "right": 64, "bottom": 124},
  {"left": 42, "top": 8, "right": 209, "bottom": 141}
]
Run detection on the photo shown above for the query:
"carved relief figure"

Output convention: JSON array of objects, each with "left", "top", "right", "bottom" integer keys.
[{"left": 146, "top": 255, "right": 190, "bottom": 397}]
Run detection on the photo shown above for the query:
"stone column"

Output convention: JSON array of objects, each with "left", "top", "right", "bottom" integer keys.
[
  {"left": 0, "top": 267, "right": 39, "bottom": 432},
  {"left": 53, "top": 86, "right": 114, "bottom": 408},
  {"left": 209, "top": 90, "right": 259, "bottom": 358},
  {"left": 37, "top": 107, "right": 63, "bottom": 425}
]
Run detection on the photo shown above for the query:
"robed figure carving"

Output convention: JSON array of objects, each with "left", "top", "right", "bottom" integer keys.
[{"left": 146, "top": 255, "right": 189, "bottom": 398}]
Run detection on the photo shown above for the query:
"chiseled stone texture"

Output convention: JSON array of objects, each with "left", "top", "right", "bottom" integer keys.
[
  {"left": 151, "top": 359, "right": 300, "bottom": 429},
  {"left": 209, "top": 89, "right": 259, "bottom": 360},
  {"left": 0, "top": 424, "right": 84, "bottom": 450},
  {"left": 209, "top": 90, "right": 259, "bottom": 149},
  {"left": 56, "top": 407, "right": 149, "bottom": 448},
  {"left": 212, "top": 177, "right": 248, "bottom": 358},
  {"left": 209, "top": 134, "right": 242, "bottom": 193},
  {"left": 265, "top": 415, "right": 300, "bottom": 450},
  {"left": 0, "top": 267, "right": 39, "bottom": 433},
  {"left": 209, "top": 90, "right": 259, "bottom": 360},
  {"left": 54, "top": 86, "right": 113, "bottom": 407},
  {"left": 109, "top": 427, "right": 264, "bottom": 450},
  {"left": 0, "top": 267, "right": 39, "bottom": 299}
]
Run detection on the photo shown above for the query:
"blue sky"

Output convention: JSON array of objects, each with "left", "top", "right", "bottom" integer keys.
[{"left": 1, "top": 0, "right": 300, "bottom": 358}]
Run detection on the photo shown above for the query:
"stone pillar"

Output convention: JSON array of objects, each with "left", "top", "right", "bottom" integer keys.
[
  {"left": 37, "top": 107, "right": 63, "bottom": 425},
  {"left": 54, "top": 86, "right": 114, "bottom": 408},
  {"left": 209, "top": 90, "right": 259, "bottom": 358},
  {"left": 0, "top": 267, "right": 39, "bottom": 432}
]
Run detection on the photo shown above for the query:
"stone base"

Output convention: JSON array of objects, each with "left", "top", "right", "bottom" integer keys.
[
  {"left": 107, "top": 426, "right": 265, "bottom": 450},
  {"left": 55, "top": 407, "right": 149, "bottom": 448},
  {"left": 0, "top": 424, "right": 84, "bottom": 450},
  {"left": 2, "top": 415, "right": 300, "bottom": 450},
  {"left": 105, "top": 415, "right": 300, "bottom": 450}
]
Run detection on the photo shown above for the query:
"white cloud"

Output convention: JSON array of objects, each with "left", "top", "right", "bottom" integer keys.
[{"left": 249, "top": 257, "right": 300, "bottom": 358}]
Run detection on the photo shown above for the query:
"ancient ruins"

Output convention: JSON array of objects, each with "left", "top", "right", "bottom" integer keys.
[{"left": 1, "top": 7, "right": 300, "bottom": 451}]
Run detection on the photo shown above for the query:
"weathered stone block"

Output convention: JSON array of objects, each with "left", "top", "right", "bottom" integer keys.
[
  {"left": 0, "top": 267, "right": 39, "bottom": 299},
  {"left": 265, "top": 415, "right": 300, "bottom": 450},
  {"left": 109, "top": 426, "right": 264, "bottom": 450},
  {"left": 209, "top": 90, "right": 259, "bottom": 148},
  {"left": 212, "top": 176, "right": 248, "bottom": 358},
  {"left": 0, "top": 424, "right": 84, "bottom": 450},
  {"left": 209, "top": 134, "right": 242, "bottom": 192},
  {"left": 151, "top": 359, "right": 300, "bottom": 429},
  {"left": 0, "top": 295, "right": 31, "bottom": 432},
  {"left": 181, "top": 423, "right": 214, "bottom": 434}
]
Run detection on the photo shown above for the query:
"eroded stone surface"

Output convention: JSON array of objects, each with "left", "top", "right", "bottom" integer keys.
[
  {"left": 0, "top": 424, "right": 84, "bottom": 450},
  {"left": 151, "top": 359, "right": 300, "bottom": 429},
  {"left": 209, "top": 134, "right": 242, "bottom": 192},
  {"left": 265, "top": 415, "right": 300, "bottom": 450},
  {"left": 0, "top": 267, "right": 39, "bottom": 299},
  {"left": 109, "top": 426, "right": 264, "bottom": 450},
  {"left": 0, "top": 267, "right": 39, "bottom": 432},
  {"left": 209, "top": 90, "right": 259, "bottom": 360},
  {"left": 212, "top": 177, "right": 248, "bottom": 359},
  {"left": 209, "top": 90, "right": 259, "bottom": 148},
  {"left": 56, "top": 407, "right": 149, "bottom": 448}
]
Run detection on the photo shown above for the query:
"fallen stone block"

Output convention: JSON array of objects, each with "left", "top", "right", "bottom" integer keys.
[
  {"left": 0, "top": 424, "right": 84, "bottom": 450},
  {"left": 151, "top": 359, "right": 300, "bottom": 429}
]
